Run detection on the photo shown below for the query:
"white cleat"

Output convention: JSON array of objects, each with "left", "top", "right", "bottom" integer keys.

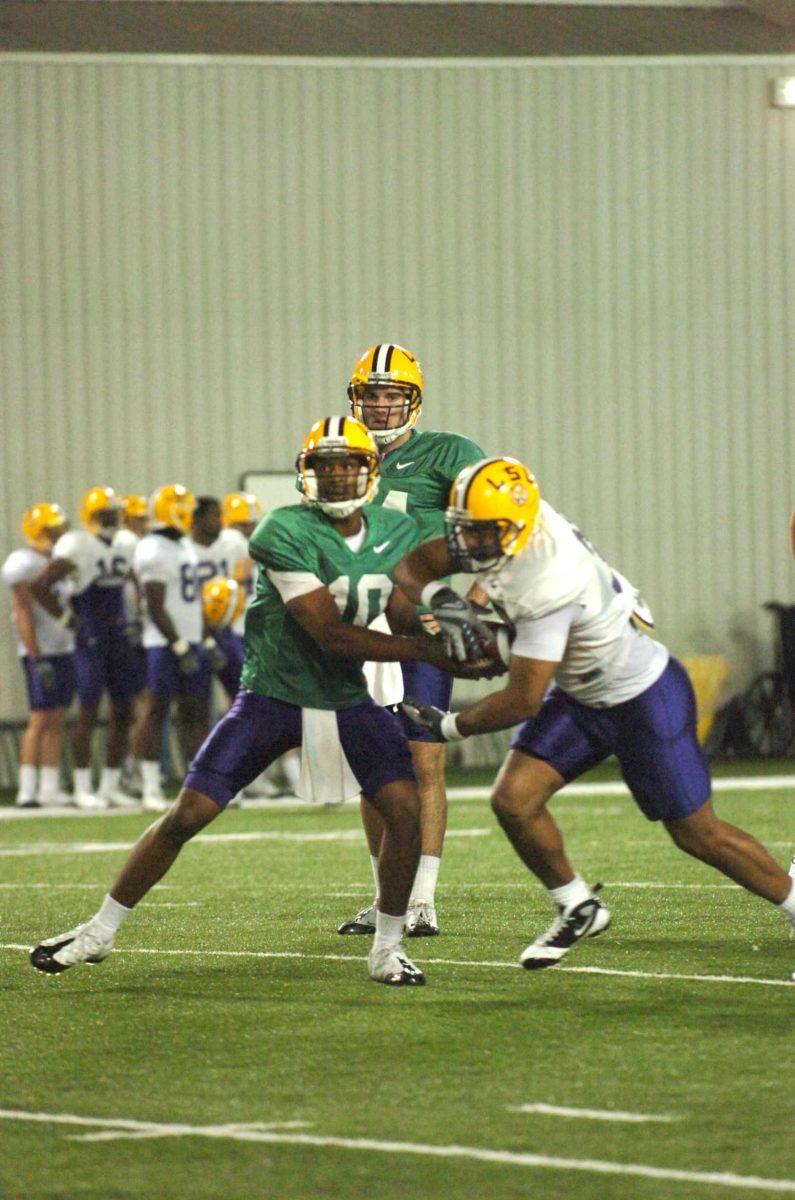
[
  {"left": 73, "top": 792, "right": 108, "bottom": 811},
  {"left": 15, "top": 795, "right": 41, "bottom": 808},
  {"left": 141, "top": 792, "right": 169, "bottom": 812},
  {"left": 405, "top": 900, "right": 439, "bottom": 938},
  {"left": 98, "top": 788, "right": 140, "bottom": 810},
  {"left": 368, "top": 943, "right": 426, "bottom": 987},
  {"left": 243, "top": 776, "right": 282, "bottom": 799},
  {"left": 37, "top": 791, "right": 74, "bottom": 808},
  {"left": 520, "top": 893, "right": 611, "bottom": 971},
  {"left": 30, "top": 919, "right": 115, "bottom": 975}
]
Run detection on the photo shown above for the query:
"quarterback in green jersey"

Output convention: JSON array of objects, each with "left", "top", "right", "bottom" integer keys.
[
  {"left": 31, "top": 417, "right": 491, "bottom": 989},
  {"left": 339, "top": 342, "right": 486, "bottom": 939}
]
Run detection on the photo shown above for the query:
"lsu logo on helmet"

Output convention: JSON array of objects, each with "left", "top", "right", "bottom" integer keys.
[
  {"left": 80, "top": 486, "right": 121, "bottom": 534},
  {"left": 348, "top": 344, "right": 423, "bottom": 447},
  {"left": 21, "top": 503, "right": 68, "bottom": 551},
  {"left": 446, "top": 457, "right": 541, "bottom": 572},
  {"left": 296, "top": 416, "right": 380, "bottom": 519},
  {"left": 149, "top": 484, "right": 196, "bottom": 535},
  {"left": 202, "top": 577, "right": 245, "bottom": 629}
]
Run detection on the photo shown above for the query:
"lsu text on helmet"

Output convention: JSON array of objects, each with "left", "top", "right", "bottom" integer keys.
[
  {"left": 149, "top": 484, "right": 196, "bottom": 535},
  {"left": 202, "top": 577, "right": 245, "bottom": 629},
  {"left": 446, "top": 457, "right": 541, "bottom": 572},
  {"left": 21, "top": 503, "right": 68, "bottom": 552},
  {"left": 296, "top": 417, "right": 380, "bottom": 519},
  {"left": 348, "top": 343, "right": 423, "bottom": 447}
]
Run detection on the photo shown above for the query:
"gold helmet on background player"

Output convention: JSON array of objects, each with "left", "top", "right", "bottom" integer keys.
[
  {"left": 148, "top": 484, "right": 196, "bottom": 535},
  {"left": 348, "top": 343, "right": 423, "bottom": 447},
  {"left": 445, "top": 457, "right": 541, "bottom": 572},
  {"left": 221, "top": 492, "right": 264, "bottom": 536},
  {"left": 296, "top": 417, "right": 380, "bottom": 519},
  {"left": 202, "top": 578, "right": 245, "bottom": 629},
  {"left": 80, "top": 486, "right": 121, "bottom": 534},
  {"left": 121, "top": 493, "right": 149, "bottom": 535},
  {"left": 21, "top": 503, "right": 68, "bottom": 552}
]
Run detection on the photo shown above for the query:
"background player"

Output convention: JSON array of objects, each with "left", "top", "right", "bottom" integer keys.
[
  {"left": 396, "top": 456, "right": 795, "bottom": 971},
  {"left": 131, "top": 484, "right": 211, "bottom": 811},
  {"left": 33, "top": 487, "right": 139, "bottom": 809},
  {"left": 2, "top": 504, "right": 75, "bottom": 807},
  {"left": 31, "top": 418, "right": 494, "bottom": 986},
  {"left": 339, "top": 343, "right": 485, "bottom": 937}
]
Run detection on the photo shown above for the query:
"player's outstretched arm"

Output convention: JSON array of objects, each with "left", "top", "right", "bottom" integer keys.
[
  {"left": 31, "top": 557, "right": 72, "bottom": 619},
  {"left": 392, "top": 536, "right": 454, "bottom": 603}
]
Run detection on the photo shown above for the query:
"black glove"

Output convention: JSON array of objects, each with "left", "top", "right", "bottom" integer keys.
[
  {"left": 429, "top": 586, "right": 491, "bottom": 664},
  {"left": 171, "top": 640, "right": 201, "bottom": 676},
  {"left": 30, "top": 658, "right": 57, "bottom": 694},
  {"left": 402, "top": 698, "right": 464, "bottom": 742},
  {"left": 204, "top": 636, "right": 228, "bottom": 673}
]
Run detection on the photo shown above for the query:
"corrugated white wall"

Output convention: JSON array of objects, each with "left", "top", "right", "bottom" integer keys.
[{"left": 1, "top": 54, "right": 794, "bottom": 721}]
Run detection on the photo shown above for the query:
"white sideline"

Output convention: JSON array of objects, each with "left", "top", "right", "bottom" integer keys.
[
  {"left": 2, "top": 773, "right": 793, "bottom": 819},
  {"left": 507, "top": 1103, "right": 676, "bottom": 1123},
  {"left": 4, "top": 943, "right": 793, "bottom": 989},
  {"left": 0, "top": 1108, "right": 793, "bottom": 1194}
]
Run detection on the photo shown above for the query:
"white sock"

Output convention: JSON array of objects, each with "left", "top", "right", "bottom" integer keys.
[
  {"left": 789, "top": 855, "right": 795, "bottom": 879},
  {"left": 141, "top": 761, "right": 162, "bottom": 796},
  {"left": 100, "top": 767, "right": 121, "bottom": 794},
  {"left": 281, "top": 752, "right": 300, "bottom": 792},
  {"left": 369, "top": 855, "right": 381, "bottom": 901},
  {"left": 373, "top": 910, "right": 406, "bottom": 952},
  {"left": 549, "top": 873, "right": 592, "bottom": 911},
  {"left": 778, "top": 879, "right": 795, "bottom": 919},
  {"left": 410, "top": 855, "right": 441, "bottom": 905},
  {"left": 17, "top": 764, "right": 37, "bottom": 801},
  {"left": 38, "top": 766, "right": 60, "bottom": 802},
  {"left": 74, "top": 767, "right": 92, "bottom": 796},
  {"left": 95, "top": 893, "right": 131, "bottom": 933}
]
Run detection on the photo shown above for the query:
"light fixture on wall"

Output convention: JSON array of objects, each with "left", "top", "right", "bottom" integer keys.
[{"left": 770, "top": 78, "right": 795, "bottom": 109}]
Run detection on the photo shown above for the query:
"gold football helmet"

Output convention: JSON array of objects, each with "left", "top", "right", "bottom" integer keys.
[
  {"left": 149, "top": 483, "right": 196, "bottom": 534},
  {"left": 202, "top": 577, "right": 245, "bottom": 629},
  {"left": 296, "top": 417, "right": 380, "bottom": 518},
  {"left": 80, "top": 486, "right": 121, "bottom": 534},
  {"left": 21, "top": 503, "right": 68, "bottom": 551},
  {"left": 348, "top": 343, "right": 423, "bottom": 446},
  {"left": 446, "top": 457, "right": 541, "bottom": 572},
  {"left": 221, "top": 492, "right": 264, "bottom": 531}
]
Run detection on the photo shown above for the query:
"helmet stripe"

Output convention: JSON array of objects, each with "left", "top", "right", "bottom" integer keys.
[
  {"left": 383, "top": 344, "right": 395, "bottom": 373},
  {"left": 331, "top": 415, "right": 343, "bottom": 438},
  {"left": 374, "top": 343, "right": 390, "bottom": 374},
  {"left": 322, "top": 417, "right": 332, "bottom": 438}
]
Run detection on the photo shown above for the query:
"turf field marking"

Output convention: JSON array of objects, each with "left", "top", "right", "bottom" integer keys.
[
  {"left": 0, "top": 1108, "right": 793, "bottom": 1193},
  {"left": 4, "top": 943, "right": 793, "bottom": 989},
  {"left": 507, "top": 1103, "right": 676, "bottom": 1123}
]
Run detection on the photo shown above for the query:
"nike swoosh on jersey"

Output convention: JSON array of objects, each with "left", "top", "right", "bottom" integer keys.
[
  {"left": 373, "top": 542, "right": 391, "bottom": 553},
  {"left": 394, "top": 462, "right": 415, "bottom": 470}
]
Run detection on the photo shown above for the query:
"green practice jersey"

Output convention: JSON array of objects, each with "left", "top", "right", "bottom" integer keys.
[
  {"left": 241, "top": 503, "right": 420, "bottom": 710},
  {"left": 373, "top": 429, "right": 485, "bottom": 542}
]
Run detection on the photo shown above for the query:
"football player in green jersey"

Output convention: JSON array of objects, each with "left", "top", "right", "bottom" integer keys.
[
  {"left": 31, "top": 417, "right": 494, "bottom": 988},
  {"left": 338, "top": 343, "right": 487, "bottom": 938}
]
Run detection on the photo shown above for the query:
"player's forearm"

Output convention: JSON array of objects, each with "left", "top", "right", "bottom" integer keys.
[
  {"left": 393, "top": 538, "right": 452, "bottom": 604},
  {"left": 321, "top": 625, "right": 443, "bottom": 666},
  {"left": 454, "top": 686, "right": 542, "bottom": 737},
  {"left": 15, "top": 606, "right": 40, "bottom": 658},
  {"left": 149, "top": 608, "right": 181, "bottom": 645}
]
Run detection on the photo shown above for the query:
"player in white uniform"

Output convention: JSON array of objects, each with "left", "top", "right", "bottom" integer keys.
[
  {"left": 131, "top": 484, "right": 212, "bottom": 811},
  {"left": 34, "top": 487, "right": 139, "bottom": 809},
  {"left": 396, "top": 457, "right": 795, "bottom": 973},
  {"left": 2, "top": 504, "right": 75, "bottom": 807},
  {"left": 190, "top": 496, "right": 250, "bottom": 698}
]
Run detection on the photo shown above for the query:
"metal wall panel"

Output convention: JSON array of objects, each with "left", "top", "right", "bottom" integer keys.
[{"left": 1, "top": 55, "right": 794, "bottom": 720}]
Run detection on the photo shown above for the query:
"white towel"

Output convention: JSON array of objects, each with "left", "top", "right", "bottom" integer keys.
[
  {"left": 362, "top": 613, "right": 404, "bottom": 707},
  {"left": 297, "top": 707, "right": 360, "bottom": 807}
]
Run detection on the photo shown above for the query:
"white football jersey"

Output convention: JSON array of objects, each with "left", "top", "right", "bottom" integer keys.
[
  {"left": 134, "top": 532, "right": 202, "bottom": 647},
  {"left": 1, "top": 547, "right": 75, "bottom": 657},
  {"left": 193, "top": 528, "right": 252, "bottom": 636},
  {"left": 480, "top": 501, "right": 668, "bottom": 706},
  {"left": 53, "top": 529, "right": 135, "bottom": 595},
  {"left": 114, "top": 529, "right": 142, "bottom": 620}
]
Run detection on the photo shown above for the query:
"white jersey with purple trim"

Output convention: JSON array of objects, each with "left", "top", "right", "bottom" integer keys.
[
  {"left": 134, "top": 532, "right": 202, "bottom": 647},
  {"left": 1, "top": 548, "right": 76, "bottom": 657},
  {"left": 479, "top": 501, "right": 668, "bottom": 706},
  {"left": 52, "top": 529, "right": 134, "bottom": 595},
  {"left": 193, "top": 528, "right": 251, "bottom": 636},
  {"left": 114, "top": 529, "right": 141, "bottom": 621}
]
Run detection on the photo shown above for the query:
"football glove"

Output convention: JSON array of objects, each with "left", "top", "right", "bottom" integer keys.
[
  {"left": 402, "top": 698, "right": 464, "bottom": 742},
  {"left": 203, "top": 636, "right": 228, "bottom": 673},
  {"left": 171, "top": 639, "right": 201, "bottom": 676},
  {"left": 429, "top": 586, "right": 491, "bottom": 664},
  {"left": 30, "top": 658, "right": 57, "bottom": 694}
]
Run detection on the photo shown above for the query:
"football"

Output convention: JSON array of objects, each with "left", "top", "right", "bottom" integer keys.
[{"left": 478, "top": 614, "right": 515, "bottom": 668}]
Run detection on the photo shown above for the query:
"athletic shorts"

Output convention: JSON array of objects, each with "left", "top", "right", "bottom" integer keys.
[
  {"left": 398, "top": 660, "right": 454, "bottom": 744},
  {"left": 22, "top": 654, "right": 76, "bottom": 711},
  {"left": 510, "top": 656, "right": 711, "bottom": 822},
  {"left": 145, "top": 645, "right": 212, "bottom": 700},
  {"left": 214, "top": 630, "right": 245, "bottom": 699},
  {"left": 74, "top": 637, "right": 145, "bottom": 706},
  {"left": 185, "top": 690, "right": 416, "bottom": 809}
]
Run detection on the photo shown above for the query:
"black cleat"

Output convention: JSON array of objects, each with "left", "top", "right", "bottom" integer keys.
[{"left": 338, "top": 903, "right": 377, "bottom": 936}]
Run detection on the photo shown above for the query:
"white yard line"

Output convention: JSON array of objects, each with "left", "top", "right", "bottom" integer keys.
[
  {"left": 507, "top": 1103, "right": 676, "bottom": 1123},
  {"left": 3, "top": 943, "right": 793, "bottom": 989},
  {"left": 0, "top": 1108, "right": 793, "bottom": 1194}
]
